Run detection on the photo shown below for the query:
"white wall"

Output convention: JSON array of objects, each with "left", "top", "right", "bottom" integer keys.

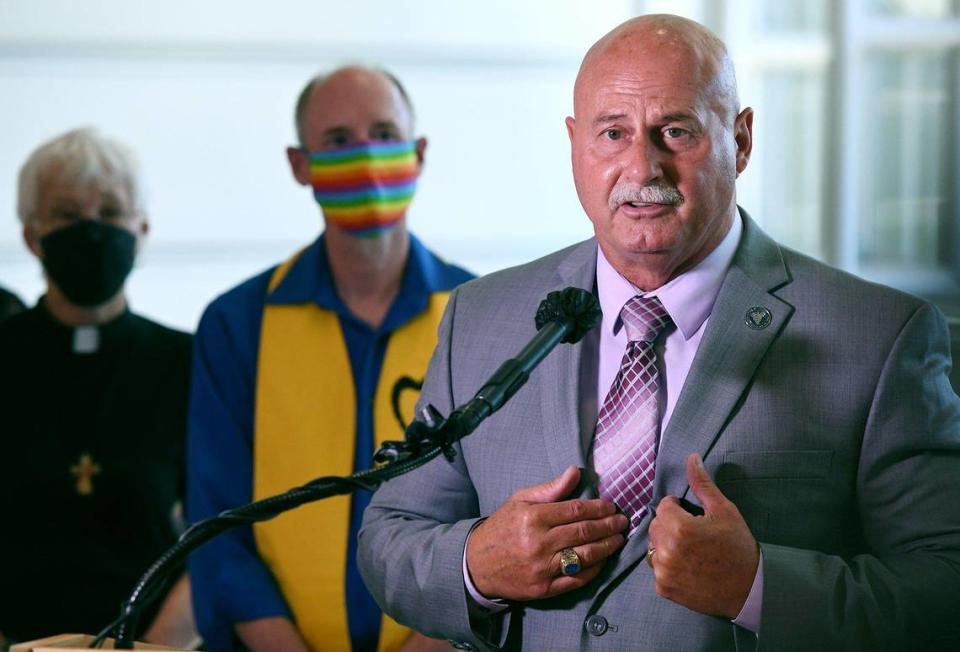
[{"left": 0, "top": 1, "right": 641, "bottom": 330}]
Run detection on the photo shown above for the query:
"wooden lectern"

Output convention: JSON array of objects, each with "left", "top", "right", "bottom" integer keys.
[{"left": 10, "top": 634, "right": 188, "bottom": 651}]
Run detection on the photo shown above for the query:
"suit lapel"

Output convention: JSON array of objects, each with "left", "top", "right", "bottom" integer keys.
[
  {"left": 594, "top": 213, "right": 795, "bottom": 588},
  {"left": 538, "top": 331, "right": 588, "bottom": 477},
  {"left": 654, "top": 263, "right": 791, "bottom": 502},
  {"left": 537, "top": 240, "right": 600, "bottom": 480}
]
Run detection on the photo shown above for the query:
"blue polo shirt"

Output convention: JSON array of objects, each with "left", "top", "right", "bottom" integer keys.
[{"left": 187, "top": 233, "right": 472, "bottom": 651}]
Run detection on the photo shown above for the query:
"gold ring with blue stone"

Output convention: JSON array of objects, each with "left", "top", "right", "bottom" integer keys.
[{"left": 559, "top": 547, "right": 581, "bottom": 575}]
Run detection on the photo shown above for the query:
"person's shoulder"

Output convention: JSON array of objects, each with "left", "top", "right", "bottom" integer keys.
[
  {"left": 458, "top": 239, "right": 595, "bottom": 297},
  {"left": 437, "top": 259, "right": 474, "bottom": 288},
  {"left": 780, "top": 246, "right": 925, "bottom": 311},
  {"left": 409, "top": 234, "right": 475, "bottom": 291},
  {"left": 123, "top": 315, "right": 194, "bottom": 380},
  {"left": 0, "top": 304, "right": 41, "bottom": 343},
  {"left": 0, "top": 286, "right": 26, "bottom": 319},
  {"left": 775, "top": 246, "right": 938, "bottom": 344},
  {"left": 440, "top": 239, "right": 596, "bottom": 329},
  {"left": 740, "top": 214, "right": 928, "bottom": 324},
  {"left": 127, "top": 312, "right": 193, "bottom": 350},
  {"left": 197, "top": 265, "right": 279, "bottom": 331},
  {"left": 0, "top": 304, "right": 32, "bottom": 331},
  {"left": 189, "top": 264, "right": 285, "bottom": 363}
]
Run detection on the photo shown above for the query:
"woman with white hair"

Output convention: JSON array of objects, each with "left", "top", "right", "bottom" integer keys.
[{"left": 0, "top": 128, "right": 196, "bottom": 648}]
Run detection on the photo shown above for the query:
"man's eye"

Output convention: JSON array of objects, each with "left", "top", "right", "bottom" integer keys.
[
  {"left": 100, "top": 207, "right": 123, "bottom": 220},
  {"left": 372, "top": 128, "right": 398, "bottom": 141},
  {"left": 52, "top": 210, "right": 81, "bottom": 222},
  {"left": 325, "top": 134, "right": 351, "bottom": 148},
  {"left": 604, "top": 128, "right": 622, "bottom": 140},
  {"left": 664, "top": 127, "right": 687, "bottom": 139}
]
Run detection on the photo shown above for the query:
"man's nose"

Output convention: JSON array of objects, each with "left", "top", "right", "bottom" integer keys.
[{"left": 623, "top": 135, "right": 664, "bottom": 184}]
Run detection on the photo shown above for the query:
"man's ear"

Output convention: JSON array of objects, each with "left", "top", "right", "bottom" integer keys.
[
  {"left": 734, "top": 107, "right": 754, "bottom": 177},
  {"left": 135, "top": 215, "right": 150, "bottom": 254},
  {"left": 414, "top": 136, "right": 427, "bottom": 168},
  {"left": 22, "top": 223, "right": 42, "bottom": 259},
  {"left": 286, "top": 146, "right": 312, "bottom": 186},
  {"left": 565, "top": 116, "right": 576, "bottom": 144}
]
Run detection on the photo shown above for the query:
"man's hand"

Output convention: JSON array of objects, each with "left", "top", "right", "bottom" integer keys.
[
  {"left": 465, "top": 466, "right": 628, "bottom": 602},
  {"left": 399, "top": 632, "right": 456, "bottom": 650},
  {"left": 648, "top": 453, "right": 760, "bottom": 619},
  {"left": 142, "top": 574, "right": 200, "bottom": 649},
  {"left": 235, "top": 616, "right": 310, "bottom": 652}
]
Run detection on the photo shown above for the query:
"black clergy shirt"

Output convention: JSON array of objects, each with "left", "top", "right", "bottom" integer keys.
[{"left": 0, "top": 300, "right": 191, "bottom": 642}]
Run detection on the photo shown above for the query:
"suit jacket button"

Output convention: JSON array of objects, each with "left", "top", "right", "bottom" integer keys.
[{"left": 585, "top": 614, "right": 608, "bottom": 636}]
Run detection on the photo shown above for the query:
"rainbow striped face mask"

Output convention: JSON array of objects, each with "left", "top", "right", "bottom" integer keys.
[{"left": 308, "top": 140, "right": 419, "bottom": 237}]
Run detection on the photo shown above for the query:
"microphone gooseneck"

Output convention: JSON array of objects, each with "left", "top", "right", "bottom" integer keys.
[{"left": 442, "top": 287, "right": 601, "bottom": 439}]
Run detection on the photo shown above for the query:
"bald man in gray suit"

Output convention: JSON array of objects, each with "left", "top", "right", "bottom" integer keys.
[{"left": 359, "top": 15, "right": 960, "bottom": 652}]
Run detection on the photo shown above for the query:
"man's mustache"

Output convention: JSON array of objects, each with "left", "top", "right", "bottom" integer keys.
[{"left": 608, "top": 184, "right": 684, "bottom": 211}]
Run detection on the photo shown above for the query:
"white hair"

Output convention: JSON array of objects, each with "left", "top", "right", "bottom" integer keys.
[{"left": 16, "top": 127, "right": 142, "bottom": 225}]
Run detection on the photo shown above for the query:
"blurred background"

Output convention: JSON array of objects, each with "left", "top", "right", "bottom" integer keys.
[{"left": 0, "top": 0, "right": 958, "bottom": 332}]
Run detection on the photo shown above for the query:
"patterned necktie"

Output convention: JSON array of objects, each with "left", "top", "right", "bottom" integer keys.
[{"left": 593, "top": 295, "right": 672, "bottom": 532}]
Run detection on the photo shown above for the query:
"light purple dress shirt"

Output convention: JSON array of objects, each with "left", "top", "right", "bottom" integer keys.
[{"left": 463, "top": 214, "right": 762, "bottom": 633}]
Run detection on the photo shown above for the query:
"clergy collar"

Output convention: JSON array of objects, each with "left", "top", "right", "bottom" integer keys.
[{"left": 35, "top": 298, "right": 135, "bottom": 355}]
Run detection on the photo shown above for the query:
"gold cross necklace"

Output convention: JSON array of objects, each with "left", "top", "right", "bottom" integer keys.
[{"left": 70, "top": 452, "right": 101, "bottom": 496}]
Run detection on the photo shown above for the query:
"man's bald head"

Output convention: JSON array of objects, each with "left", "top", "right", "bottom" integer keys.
[
  {"left": 575, "top": 14, "right": 739, "bottom": 123},
  {"left": 294, "top": 65, "right": 416, "bottom": 147}
]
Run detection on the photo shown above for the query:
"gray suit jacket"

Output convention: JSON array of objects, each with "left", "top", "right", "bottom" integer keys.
[{"left": 359, "top": 215, "right": 960, "bottom": 651}]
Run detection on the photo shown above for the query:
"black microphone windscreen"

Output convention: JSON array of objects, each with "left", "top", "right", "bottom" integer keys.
[{"left": 534, "top": 287, "right": 601, "bottom": 344}]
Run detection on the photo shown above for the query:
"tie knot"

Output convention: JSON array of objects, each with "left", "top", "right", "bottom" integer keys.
[{"left": 620, "top": 295, "right": 672, "bottom": 343}]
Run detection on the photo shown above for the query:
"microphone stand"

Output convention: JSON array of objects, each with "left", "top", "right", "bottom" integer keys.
[
  {"left": 103, "top": 414, "right": 454, "bottom": 649},
  {"left": 104, "top": 287, "right": 600, "bottom": 649}
]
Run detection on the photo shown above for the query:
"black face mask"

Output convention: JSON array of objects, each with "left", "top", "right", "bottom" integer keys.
[{"left": 40, "top": 220, "right": 137, "bottom": 307}]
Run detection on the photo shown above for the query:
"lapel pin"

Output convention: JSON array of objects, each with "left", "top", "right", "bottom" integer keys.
[{"left": 745, "top": 306, "right": 772, "bottom": 330}]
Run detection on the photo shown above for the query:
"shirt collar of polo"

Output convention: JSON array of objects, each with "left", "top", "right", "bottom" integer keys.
[{"left": 265, "top": 233, "right": 437, "bottom": 333}]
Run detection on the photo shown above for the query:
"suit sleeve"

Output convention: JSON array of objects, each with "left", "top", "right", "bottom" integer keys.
[
  {"left": 759, "top": 302, "right": 960, "bottom": 651},
  {"left": 187, "top": 291, "right": 292, "bottom": 652},
  {"left": 359, "top": 287, "right": 501, "bottom": 650}
]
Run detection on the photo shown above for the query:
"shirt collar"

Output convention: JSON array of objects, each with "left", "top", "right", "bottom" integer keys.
[
  {"left": 33, "top": 298, "right": 136, "bottom": 355},
  {"left": 265, "top": 232, "right": 439, "bottom": 333},
  {"left": 596, "top": 212, "right": 743, "bottom": 340}
]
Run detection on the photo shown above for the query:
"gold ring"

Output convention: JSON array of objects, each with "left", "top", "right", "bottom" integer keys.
[
  {"left": 559, "top": 547, "right": 581, "bottom": 575},
  {"left": 646, "top": 547, "right": 656, "bottom": 568}
]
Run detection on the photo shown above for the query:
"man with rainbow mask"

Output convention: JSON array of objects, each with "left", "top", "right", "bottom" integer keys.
[{"left": 187, "top": 66, "right": 473, "bottom": 652}]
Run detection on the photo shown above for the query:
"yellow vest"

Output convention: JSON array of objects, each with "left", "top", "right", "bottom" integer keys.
[{"left": 253, "top": 251, "right": 449, "bottom": 651}]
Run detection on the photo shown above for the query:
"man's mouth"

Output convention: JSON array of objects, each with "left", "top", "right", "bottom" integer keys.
[
  {"left": 621, "top": 200, "right": 674, "bottom": 210},
  {"left": 609, "top": 185, "right": 684, "bottom": 212}
]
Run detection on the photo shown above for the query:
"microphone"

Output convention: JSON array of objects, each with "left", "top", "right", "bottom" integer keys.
[{"left": 437, "top": 286, "right": 601, "bottom": 440}]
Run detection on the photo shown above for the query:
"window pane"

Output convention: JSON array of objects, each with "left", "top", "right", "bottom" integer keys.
[
  {"left": 759, "top": 0, "right": 829, "bottom": 32},
  {"left": 760, "top": 71, "right": 826, "bottom": 258},
  {"left": 868, "top": 0, "right": 957, "bottom": 19},
  {"left": 859, "top": 49, "right": 956, "bottom": 270}
]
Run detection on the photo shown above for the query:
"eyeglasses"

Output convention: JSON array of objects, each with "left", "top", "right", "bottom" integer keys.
[{"left": 47, "top": 207, "right": 134, "bottom": 223}]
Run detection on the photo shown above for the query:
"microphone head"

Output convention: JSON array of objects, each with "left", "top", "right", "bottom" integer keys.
[{"left": 534, "top": 287, "right": 602, "bottom": 343}]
